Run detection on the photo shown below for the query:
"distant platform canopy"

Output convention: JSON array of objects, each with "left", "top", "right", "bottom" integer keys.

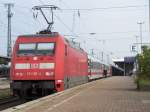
[
  {"left": 124, "top": 56, "right": 136, "bottom": 63},
  {"left": 112, "top": 56, "right": 136, "bottom": 76},
  {"left": 112, "top": 58, "right": 124, "bottom": 62},
  {"left": 113, "top": 56, "right": 136, "bottom": 63}
]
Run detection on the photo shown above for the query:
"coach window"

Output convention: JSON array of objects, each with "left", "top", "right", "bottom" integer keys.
[{"left": 88, "top": 59, "right": 90, "bottom": 66}]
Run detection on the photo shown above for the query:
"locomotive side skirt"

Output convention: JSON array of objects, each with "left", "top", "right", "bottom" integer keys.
[{"left": 64, "top": 75, "right": 89, "bottom": 89}]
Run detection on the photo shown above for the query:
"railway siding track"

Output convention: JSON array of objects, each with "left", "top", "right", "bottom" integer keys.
[
  {"left": 0, "top": 88, "right": 11, "bottom": 100},
  {"left": 0, "top": 97, "right": 19, "bottom": 105},
  {"left": 0, "top": 96, "right": 26, "bottom": 111}
]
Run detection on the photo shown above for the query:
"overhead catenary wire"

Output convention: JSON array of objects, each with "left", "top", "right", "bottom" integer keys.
[
  {"left": 59, "top": 0, "right": 77, "bottom": 33},
  {"left": 1, "top": 5, "right": 147, "bottom": 35},
  {"left": 37, "top": 0, "right": 45, "bottom": 5},
  {"left": 63, "top": 30, "right": 148, "bottom": 37},
  {"left": 7, "top": 6, "right": 148, "bottom": 35},
  {"left": 54, "top": 14, "right": 79, "bottom": 37},
  {"left": 76, "top": 36, "right": 136, "bottom": 41},
  {"left": 2, "top": 3, "right": 147, "bottom": 37},
  {"left": 61, "top": 5, "right": 148, "bottom": 11},
  {"left": 14, "top": 4, "right": 148, "bottom": 12},
  {"left": 11, "top": 9, "right": 42, "bottom": 31},
  {"left": 59, "top": 0, "right": 72, "bottom": 9}
]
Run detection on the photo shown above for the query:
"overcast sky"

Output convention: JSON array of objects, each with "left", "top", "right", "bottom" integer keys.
[{"left": 0, "top": 0, "right": 149, "bottom": 61}]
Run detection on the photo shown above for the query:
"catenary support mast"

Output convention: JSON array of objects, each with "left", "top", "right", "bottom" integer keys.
[{"left": 5, "top": 3, "right": 14, "bottom": 57}]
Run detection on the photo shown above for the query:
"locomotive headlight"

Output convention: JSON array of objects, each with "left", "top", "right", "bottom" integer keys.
[
  {"left": 39, "top": 63, "right": 55, "bottom": 69},
  {"left": 15, "top": 63, "right": 30, "bottom": 69}
]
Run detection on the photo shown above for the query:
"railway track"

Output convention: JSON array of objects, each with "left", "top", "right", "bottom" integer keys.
[{"left": 0, "top": 96, "right": 26, "bottom": 111}]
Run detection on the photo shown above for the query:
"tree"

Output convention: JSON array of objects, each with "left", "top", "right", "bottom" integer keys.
[{"left": 138, "top": 46, "right": 150, "bottom": 80}]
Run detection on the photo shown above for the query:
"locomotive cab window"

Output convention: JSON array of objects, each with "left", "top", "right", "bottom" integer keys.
[
  {"left": 37, "top": 43, "right": 55, "bottom": 55},
  {"left": 18, "top": 43, "right": 55, "bottom": 56},
  {"left": 18, "top": 43, "right": 36, "bottom": 55},
  {"left": 19, "top": 43, "right": 36, "bottom": 50}
]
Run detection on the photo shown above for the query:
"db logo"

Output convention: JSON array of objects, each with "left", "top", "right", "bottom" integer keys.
[{"left": 31, "top": 63, "right": 39, "bottom": 69}]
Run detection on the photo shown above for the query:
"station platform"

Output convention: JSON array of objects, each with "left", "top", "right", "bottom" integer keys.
[
  {"left": 2, "top": 76, "right": 150, "bottom": 112},
  {"left": 0, "top": 78, "right": 10, "bottom": 89}
]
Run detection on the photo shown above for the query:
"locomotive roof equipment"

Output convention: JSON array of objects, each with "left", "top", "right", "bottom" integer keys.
[{"left": 32, "top": 5, "right": 59, "bottom": 33}]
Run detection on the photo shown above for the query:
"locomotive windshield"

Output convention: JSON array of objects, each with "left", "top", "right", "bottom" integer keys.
[{"left": 18, "top": 43, "right": 55, "bottom": 55}]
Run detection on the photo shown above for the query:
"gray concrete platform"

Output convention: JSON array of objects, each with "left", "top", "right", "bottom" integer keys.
[
  {"left": 0, "top": 78, "right": 10, "bottom": 89},
  {"left": 2, "top": 76, "right": 150, "bottom": 112}
]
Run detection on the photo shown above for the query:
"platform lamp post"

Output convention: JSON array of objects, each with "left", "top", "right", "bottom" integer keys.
[
  {"left": 109, "top": 52, "right": 113, "bottom": 64},
  {"left": 89, "top": 33, "right": 96, "bottom": 57},
  {"left": 89, "top": 32, "right": 105, "bottom": 60},
  {"left": 124, "top": 60, "right": 126, "bottom": 76},
  {"left": 137, "top": 22, "right": 144, "bottom": 53},
  {"left": 101, "top": 51, "right": 104, "bottom": 62},
  {"left": 135, "top": 35, "right": 139, "bottom": 54},
  {"left": 107, "top": 54, "right": 110, "bottom": 64},
  {"left": 97, "top": 39, "right": 105, "bottom": 62}
]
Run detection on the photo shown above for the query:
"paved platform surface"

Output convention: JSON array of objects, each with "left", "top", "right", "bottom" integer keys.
[
  {"left": 0, "top": 78, "right": 10, "bottom": 89},
  {"left": 3, "top": 76, "right": 150, "bottom": 112}
]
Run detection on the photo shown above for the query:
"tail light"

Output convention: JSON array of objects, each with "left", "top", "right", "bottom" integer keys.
[{"left": 45, "top": 72, "right": 54, "bottom": 76}]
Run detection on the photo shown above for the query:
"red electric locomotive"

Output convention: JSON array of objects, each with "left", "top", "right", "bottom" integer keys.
[{"left": 10, "top": 32, "right": 88, "bottom": 98}]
